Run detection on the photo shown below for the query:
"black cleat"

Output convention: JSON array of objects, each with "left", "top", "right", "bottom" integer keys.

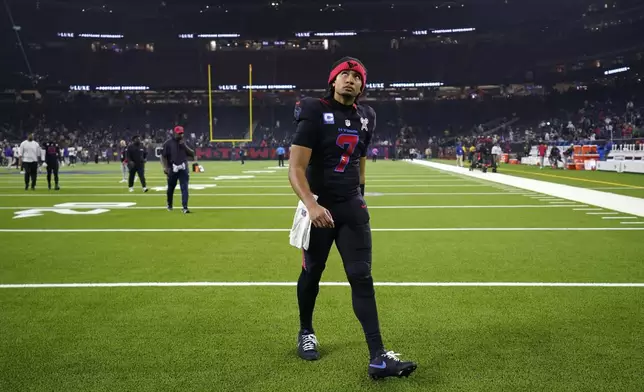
[
  {"left": 167, "top": 205, "right": 173, "bottom": 211},
  {"left": 55, "top": 186, "right": 60, "bottom": 191},
  {"left": 368, "top": 350, "right": 417, "bottom": 380},
  {"left": 297, "top": 331, "right": 320, "bottom": 361},
  {"left": 182, "top": 208, "right": 191, "bottom": 214}
]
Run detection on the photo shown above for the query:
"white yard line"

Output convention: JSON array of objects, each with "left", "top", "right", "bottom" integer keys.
[
  {"left": 1, "top": 281, "right": 643, "bottom": 289},
  {"left": 0, "top": 178, "right": 460, "bottom": 184},
  {"left": 1, "top": 227, "right": 643, "bottom": 233},
  {"left": 0, "top": 204, "right": 590, "bottom": 210},
  {"left": 602, "top": 216, "right": 637, "bottom": 220},
  {"left": 0, "top": 192, "right": 527, "bottom": 197},
  {"left": 0, "top": 184, "right": 489, "bottom": 189}
]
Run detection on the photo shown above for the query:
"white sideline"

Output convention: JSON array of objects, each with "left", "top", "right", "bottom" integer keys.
[
  {"left": 1, "top": 281, "right": 642, "bottom": 289},
  {"left": 409, "top": 160, "right": 644, "bottom": 217},
  {"left": 1, "top": 227, "right": 643, "bottom": 233}
]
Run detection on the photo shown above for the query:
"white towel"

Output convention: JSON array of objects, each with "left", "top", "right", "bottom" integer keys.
[
  {"left": 172, "top": 162, "right": 186, "bottom": 173},
  {"left": 289, "top": 196, "right": 318, "bottom": 250}
]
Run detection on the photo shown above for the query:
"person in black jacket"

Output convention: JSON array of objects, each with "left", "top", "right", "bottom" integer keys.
[
  {"left": 289, "top": 57, "right": 417, "bottom": 380},
  {"left": 162, "top": 126, "right": 195, "bottom": 213},
  {"left": 43, "top": 140, "right": 61, "bottom": 190},
  {"left": 126, "top": 135, "right": 148, "bottom": 193}
]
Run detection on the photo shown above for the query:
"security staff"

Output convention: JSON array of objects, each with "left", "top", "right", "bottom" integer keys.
[
  {"left": 126, "top": 135, "right": 148, "bottom": 193},
  {"left": 162, "top": 126, "right": 195, "bottom": 213},
  {"left": 276, "top": 145, "right": 286, "bottom": 167}
]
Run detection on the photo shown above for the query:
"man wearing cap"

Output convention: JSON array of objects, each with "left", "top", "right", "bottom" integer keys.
[
  {"left": 288, "top": 57, "right": 417, "bottom": 379},
  {"left": 162, "top": 126, "right": 195, "bottom": 213},
  {"left": 125, "top": 135, "right": 148, "bottom": 193}
]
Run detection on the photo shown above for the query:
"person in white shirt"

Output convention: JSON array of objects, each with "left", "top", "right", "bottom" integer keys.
[
  {"left": 19, "top": 134, "right": 41, "bottom": 190},
  {"left": 68, "top": 146, "right": 76, "bottom": 167},
  {"left": 491, "top": 143, "right": 503, "bottom": 165},
  {"left": 12, "top": 145, "right": 20, "bottom": 170}
]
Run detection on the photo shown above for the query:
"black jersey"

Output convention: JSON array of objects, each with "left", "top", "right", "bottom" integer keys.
[
  {"left": 292, "top": 97, "right": 375, "bottom": 202},
  {"left": 43, "top": 142, "right": 60, "bottom": 163}
]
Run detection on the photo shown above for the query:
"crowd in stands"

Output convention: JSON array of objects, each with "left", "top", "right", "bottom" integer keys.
[{"left": 1, "top": 83, "right": 642, "bottom": 165}]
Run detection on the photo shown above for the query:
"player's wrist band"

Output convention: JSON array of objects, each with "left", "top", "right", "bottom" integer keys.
[{"left": 360, "top": 184, "right": 365, "bottom": 196}]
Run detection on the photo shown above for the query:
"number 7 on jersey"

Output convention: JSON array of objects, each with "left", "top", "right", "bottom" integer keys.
[{"left": 334, "top": 133, "right": 360, "bottom": 172}]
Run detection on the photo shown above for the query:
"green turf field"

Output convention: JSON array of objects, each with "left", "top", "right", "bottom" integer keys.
[{"left": 1, "top": 160, "right": 643, "bottom": 392}]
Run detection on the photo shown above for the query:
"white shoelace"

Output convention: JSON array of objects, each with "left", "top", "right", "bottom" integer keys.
[
  {"left": 382, "top": 351, "right": 401, "bottom": 362},
  {"left": 300, "top": 334, "right": 318, "bottom": 351}
]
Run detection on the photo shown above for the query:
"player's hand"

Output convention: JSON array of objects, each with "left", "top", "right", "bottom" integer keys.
[
  {"left": 308, "top": 204, "right": 334, "bottom": 229},
  {"left": 163, "top": 167, "right": 169, "bottom": 175}
]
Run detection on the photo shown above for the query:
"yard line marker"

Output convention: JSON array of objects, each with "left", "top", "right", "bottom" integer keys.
[
  {"left": 602, "top": 216, "right": 637, "bottom": 220},
  {"left": 548, "top": 201, "right": 577, "bottom": 204},
  {"left": 586, "top": 212, "right": 618, "bottom": 215},
  {"left": 574, "top": 208, "right": 603, "bottom": 211},
  {"left": 1, "top": 227, "right": 643, "bottom": 233},
  {"left": 0, "top": 204, "right": 592, "bottom": 211},
  {"left": 1, "top": 281, "right": 643, "bottom": 289},
  {"left": 621, "top": 221, "right": 644, "bottom": 225}
]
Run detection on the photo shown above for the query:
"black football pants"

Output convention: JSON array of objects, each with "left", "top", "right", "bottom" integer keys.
[
  {"left": 128, "top": 164, "right": 147, "bottom": 188},
  {"left": 297, "top": 196, "right": 383, "bottom": 358},
  {"left": 46, "top": 162, "right": 59, "bottom": 187},
  {"left": 23, "top": 162, "right": 38, "bottom": 189}
]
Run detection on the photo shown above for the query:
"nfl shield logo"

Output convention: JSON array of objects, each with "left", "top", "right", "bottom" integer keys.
[{"left": 345, "top": 119, "right": 351, "bottom": 127}]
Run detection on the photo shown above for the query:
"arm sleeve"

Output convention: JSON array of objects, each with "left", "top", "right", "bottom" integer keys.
[
  {"left": 185, "top": 144, "right": 195, "bottom": 159},
  {"left": 291, "top": 98, "right": 320, "bottom": 149},
  {"left": 162, "top": 141, "right": 170, "bottom": 160}
]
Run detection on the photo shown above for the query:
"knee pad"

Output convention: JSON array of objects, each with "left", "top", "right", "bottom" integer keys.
[{"left": 345, "top": 261, "right": 372, "bottom": 282}]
